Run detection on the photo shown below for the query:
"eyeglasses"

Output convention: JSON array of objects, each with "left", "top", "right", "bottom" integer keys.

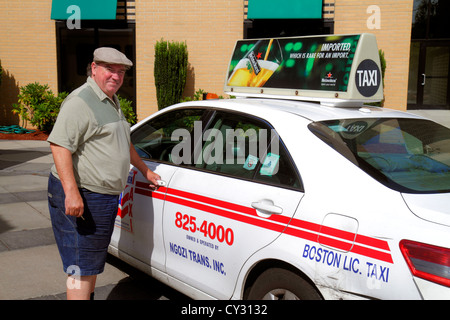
[{"left": 96, "top": 63, "right": 127, "bottom": 76}]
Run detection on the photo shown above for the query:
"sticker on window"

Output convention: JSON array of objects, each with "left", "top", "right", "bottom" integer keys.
[
  {"left": 260, "top": 153, "right": 280, "bottom": 176},
  {"left": 243, "top": 154, "right": 259, "bottom": 171}
]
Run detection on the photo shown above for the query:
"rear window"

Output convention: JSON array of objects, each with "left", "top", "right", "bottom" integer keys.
[{"left": 309, "top": 118, "right": 450, "bottom": 193}]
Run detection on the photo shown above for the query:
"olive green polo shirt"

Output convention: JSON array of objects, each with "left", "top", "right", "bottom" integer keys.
[{"left": 48, "top": 77, "right": 131, "bottom": 195}]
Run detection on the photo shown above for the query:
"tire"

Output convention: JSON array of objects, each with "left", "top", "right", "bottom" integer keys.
[{"left": 246, "top": 268, "right": 322, "bottom": 300}]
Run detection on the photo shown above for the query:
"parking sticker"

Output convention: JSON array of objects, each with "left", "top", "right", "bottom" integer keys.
[
  {"left": 243, "top": 154, "right": 259, "bottom": 171},
  {"left": 260, "top": 153, "right": 280, "bottom": 176}
]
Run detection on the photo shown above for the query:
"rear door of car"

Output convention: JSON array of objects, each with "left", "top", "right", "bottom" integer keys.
[{"left": 162, "top": 110, "right": 305, "bottom": 299}]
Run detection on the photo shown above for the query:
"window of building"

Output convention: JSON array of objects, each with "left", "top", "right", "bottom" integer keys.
[
  {"left": 408, "top": 0, "right": 450, "bottom": 110},
  {"left": 54, "top": 1, "right": 136, "bottom": 109}
]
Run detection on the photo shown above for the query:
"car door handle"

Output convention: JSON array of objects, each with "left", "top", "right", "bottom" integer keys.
[
  {"left": 156, "top": 179, "right": 166, "bottom": 187},
  {"left": 251, "top": 200, "right": 283, "bottom": 216}
]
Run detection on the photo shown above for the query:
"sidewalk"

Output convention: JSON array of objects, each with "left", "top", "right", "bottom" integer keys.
[
  {"left": 0, "top": 140, "right": 126, "bottom": 299},
  {"left": 0, "top": 140, "right": 182, "bottom": 300}
]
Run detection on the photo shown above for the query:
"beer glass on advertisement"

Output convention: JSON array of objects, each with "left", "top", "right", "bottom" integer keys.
[{"left": 227, "top": 39, "right": 283, "bottom": 88}]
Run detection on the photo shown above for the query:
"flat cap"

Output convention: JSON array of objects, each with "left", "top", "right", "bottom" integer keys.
[{"left": 93, "top": 47, "right": 133, "bottom": 67}]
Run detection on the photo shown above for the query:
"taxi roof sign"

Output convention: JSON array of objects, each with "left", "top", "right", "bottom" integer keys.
[{"left": 224, "top": 33, "right": 383, "bottom": 106}]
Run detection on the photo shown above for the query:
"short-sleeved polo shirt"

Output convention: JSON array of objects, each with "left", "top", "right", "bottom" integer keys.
[{"left": 48, "top": 77, "right": 131, "bottom": 195}]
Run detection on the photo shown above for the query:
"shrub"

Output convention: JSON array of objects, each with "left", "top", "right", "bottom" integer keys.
[
  {"left": 181, "top": 88, "right": 230, "bottom": 102},
  {"left": 180, "top": 88, "right": 205, "bottom": 102},
  {"left": 12, "top": 82, "right": 67, "bottom": 132},
  {"left": 31, "top": 91, "right": 68, "bottom": 132},
  {"left": 154, "top": 39, "right": 188, "bottom": 110},
  {"left": 379, "top": 49, "right": 386, "bottom": 87},
  {"left": 118, "top": 95, "right": 137, "bottom": 125},
  {"left": 368, "top": 49, "right": 386, "bottom": 107}
]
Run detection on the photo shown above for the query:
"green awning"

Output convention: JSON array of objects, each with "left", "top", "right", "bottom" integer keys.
[
  {"left": 51, "top": 0, "right": 118, "bottom": 20},
  {"left": 248, "top": 0, "right": 323, "bottom": 19}
]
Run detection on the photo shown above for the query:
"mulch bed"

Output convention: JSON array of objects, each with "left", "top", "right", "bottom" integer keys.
[{"left": 0, "top": 129, "right": 49, "bottom": 141}]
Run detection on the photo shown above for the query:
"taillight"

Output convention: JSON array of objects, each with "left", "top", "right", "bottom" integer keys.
[{"left": 399, "top": 240, "right": 450, "bottom": 287}]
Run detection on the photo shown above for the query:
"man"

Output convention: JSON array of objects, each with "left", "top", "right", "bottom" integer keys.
[{"left": 47, "top": 47, "right": 160, "bottom": 300}]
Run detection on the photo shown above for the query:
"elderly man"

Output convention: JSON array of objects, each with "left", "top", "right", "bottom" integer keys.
[{"left": 47, "top": 47, "right": 160, "bottom": 300}]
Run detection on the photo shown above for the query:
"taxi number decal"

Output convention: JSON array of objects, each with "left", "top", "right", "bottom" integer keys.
[{"left": 175, "top": 212, "right": 235, "bottom": 246}]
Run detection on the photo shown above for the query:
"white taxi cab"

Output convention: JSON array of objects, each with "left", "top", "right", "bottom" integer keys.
[{"left": 108, "top": 34, "right": 450, "bottom": 300}]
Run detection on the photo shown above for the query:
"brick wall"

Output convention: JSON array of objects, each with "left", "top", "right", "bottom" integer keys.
[
  {"left": 334, "top": 0, "right": 414, "bottom": 111},
  {"left": 135, "top": 0, "right": 243, "bottom": 119},
  {"left": 0, "top": 0, "right": 57, "bottom": 126}
]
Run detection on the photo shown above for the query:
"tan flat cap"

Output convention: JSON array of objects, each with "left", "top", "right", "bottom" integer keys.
[{"left": 93, "top": 47, "right": 133, "bottom": 67}]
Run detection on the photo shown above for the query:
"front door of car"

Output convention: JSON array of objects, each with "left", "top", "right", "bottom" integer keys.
[
  {"left": 162, "top": 111, "right": 304, "bottom": 299},
  {"left": 110, "top": 162, "right": 177, "bottom": 271},
  {"left": 110, "top": 108, "right": 209, "bottom": 272}
]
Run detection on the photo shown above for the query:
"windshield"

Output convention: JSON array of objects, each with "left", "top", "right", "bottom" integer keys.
[{"left": 309, "top": 118, "right": 450, "bottom": 193}]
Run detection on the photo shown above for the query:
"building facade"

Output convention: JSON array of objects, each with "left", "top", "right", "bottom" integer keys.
[{"left": 0, "top": 0, "right": 448, "bottom": 126}]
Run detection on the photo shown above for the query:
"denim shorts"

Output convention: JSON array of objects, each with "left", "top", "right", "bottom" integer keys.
[{"left": 48, "top": 173, "right": 119, "bottom": 276}]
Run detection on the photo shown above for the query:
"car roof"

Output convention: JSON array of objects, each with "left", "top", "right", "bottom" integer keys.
[{"left": 175, "top": 98, "right": 425, "bottom": 123}]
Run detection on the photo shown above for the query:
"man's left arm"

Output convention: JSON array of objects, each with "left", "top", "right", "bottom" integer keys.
[{"left": 130, "top": 143, "right": 161, "bottom": 187}]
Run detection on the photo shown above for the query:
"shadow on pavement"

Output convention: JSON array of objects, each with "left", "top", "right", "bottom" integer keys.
[
  {"left": 0, "top": 149, "right": 52, "bottom": 170},
  {"left": 104, "top": 254, "right": 191, "bottom": 300}
]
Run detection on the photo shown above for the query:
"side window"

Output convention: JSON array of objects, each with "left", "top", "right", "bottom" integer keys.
[
  {"left": 131, "top": 108, "right": 205, "bottom": 164},
  {"left": 254, "top": 141, "right": 302, "bottom": 189},
  {"left": 195, "top": 112, "right": 302, "bottom": 189}
]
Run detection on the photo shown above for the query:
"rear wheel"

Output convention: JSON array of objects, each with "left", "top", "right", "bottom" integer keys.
[{"left": 246, "top": 268, "right": 322, "bottom": 300}]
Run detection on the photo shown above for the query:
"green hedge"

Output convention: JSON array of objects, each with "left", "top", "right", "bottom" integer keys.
[{"left": 154, "top": 39, "right": 188, "bottom": 110}]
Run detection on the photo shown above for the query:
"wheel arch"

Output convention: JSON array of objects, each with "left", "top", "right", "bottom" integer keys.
[{"left": 241, "top": 259, "right": 323, "bottom": 299}]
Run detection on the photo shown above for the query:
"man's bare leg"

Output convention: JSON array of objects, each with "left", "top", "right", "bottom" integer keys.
[{"left": 67, "top": 274, "right": 97, "bottom": 300}]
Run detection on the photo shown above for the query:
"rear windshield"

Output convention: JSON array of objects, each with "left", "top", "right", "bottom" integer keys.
[{"left": 309, "top": 118, "right": 450, "bottom": 193}]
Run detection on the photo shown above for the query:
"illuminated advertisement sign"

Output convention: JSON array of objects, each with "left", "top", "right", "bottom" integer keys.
[{"left": 224, "top": 33, "right": 383, "bottom": 105}]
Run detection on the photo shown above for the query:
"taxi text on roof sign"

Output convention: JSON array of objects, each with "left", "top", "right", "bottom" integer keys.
[{"left": 224, "top": 33, "right": 383, "bottom": 106}]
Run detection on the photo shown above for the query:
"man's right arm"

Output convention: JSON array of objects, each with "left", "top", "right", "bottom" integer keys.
[{"left": 50, "top": 143, "right": 84, "bottom": 218}]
